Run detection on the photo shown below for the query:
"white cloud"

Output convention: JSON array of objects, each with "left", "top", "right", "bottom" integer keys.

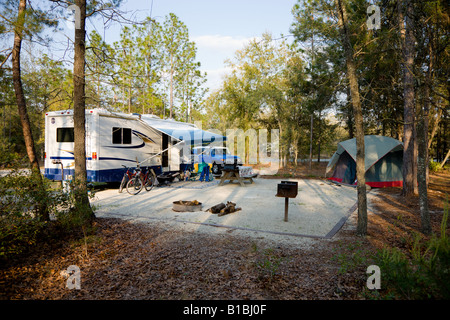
[
  {"left": 192, "top": 34, "right": 258, "bottom": 52},
  {"left": 202, "top": 67, "right": 233, "bottom": 92},
  {"left": 192, "top": 35, "right": 260, "bottom": 93}
]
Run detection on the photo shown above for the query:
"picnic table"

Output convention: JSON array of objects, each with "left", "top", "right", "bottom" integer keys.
[{"left": 219, "top": 166, "right": 257, "bottom": 187}]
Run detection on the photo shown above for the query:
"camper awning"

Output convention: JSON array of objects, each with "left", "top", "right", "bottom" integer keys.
[
  {"left": 326, "top": 135, "right": 403, "bottom": 176},
  {"left": 141, "top": 116, "right": 226, "bottom": 146}
]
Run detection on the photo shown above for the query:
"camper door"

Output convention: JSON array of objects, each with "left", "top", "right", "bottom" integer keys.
[
  {"left": 160, "top": 133, "right": 181, "bottom": 173},
  {"left": 45, "top": 114, "right": 75, "bottom": 181}
]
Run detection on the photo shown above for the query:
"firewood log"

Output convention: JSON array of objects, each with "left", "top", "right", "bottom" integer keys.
[{"left": 207, "top": 202, "right": 226, "bottom": 213}]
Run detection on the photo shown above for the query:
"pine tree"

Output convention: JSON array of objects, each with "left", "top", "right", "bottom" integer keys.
[{"left": 335, "top": 0, "right": 367, "bottom": 236}]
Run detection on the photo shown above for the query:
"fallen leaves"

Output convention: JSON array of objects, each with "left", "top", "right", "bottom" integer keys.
[
  {"left": 0, "top": 217, "right": 367, "bottom": 300},
  {"left": 5, "top": 172, "right": 446, "bottom": 301}
]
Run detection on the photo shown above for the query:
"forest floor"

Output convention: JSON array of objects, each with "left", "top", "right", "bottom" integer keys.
[{"left": 1, "top": 163, "right": 448, "bottom": 301}]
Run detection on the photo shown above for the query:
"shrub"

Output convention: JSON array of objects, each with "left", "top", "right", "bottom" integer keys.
[
  {"left": 0, "top": 169, "right": 96, "bottom": 260},
  {"left": 0, "top": 142, "right": 23, "bottom": 169},
  {"left": 375, "top": 199, "right": 449, "bottom": 299},
  {"left": 429, "top": 161, "right": 442, "bottom": 173},
  {"left": 331, "top": 240, "right": 373, "bottom": 274},
  {"left": 0, "top": 214, "right": 47, "bottom": 259},
  {"left": 54, "top": 179, "right": 97, "bottom": 235}
]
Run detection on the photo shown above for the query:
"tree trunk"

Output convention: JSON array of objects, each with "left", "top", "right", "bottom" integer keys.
[
  {"left": 417, "top": 117, "right": 431, "bottom": 234},
  {"left": 317, "top": 110, "right": 321, "bottom": 163},
  {"left": 336, "top": 0, "right": 367, "bottom": 236},
  {"left": 12, "top": 0, "right": 49, "bottom": 221},
  {"left": 441, "top": 149, "right": 450, "bottom": 168},
  {"left": 346, "top": 85, "right": 354, "bottom": 138},
  {"left": 399, "top": 0, "right": 417, "bottom": 197},
  {"left": 309, "top": 114, "right": 313, "bottom": 171},
  {"left": 128, "top": 79, "right": 131, "bottom": 113},
  {"left": 169, "top": 53, "right": 174, "bottom": 118},
  {"left": 444, "top": 111, "right": 448, "bottom": 162},
  {"left": 417, "top": 45, "right": 432, "bottom": 234},
  {"left": 428, "top": 106, "right": 443, "bottom": 150},
  {"left": 73, "top": 0, "right": 93, "bottom": 218},
  {"left": 96, "top": 62, "right": 101, "bottom": 108}
]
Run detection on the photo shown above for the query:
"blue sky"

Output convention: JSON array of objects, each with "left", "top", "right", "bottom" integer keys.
[{"left": 90, "top": 0, "right": 299, "bottom": 92}]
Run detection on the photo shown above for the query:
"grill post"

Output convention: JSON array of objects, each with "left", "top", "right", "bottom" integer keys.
[
  {"left": 284, "top": 197, "right": 289, "bottom": 222},
  {"left": 275, "top": 181, "right": 298, "bottom": 223}
]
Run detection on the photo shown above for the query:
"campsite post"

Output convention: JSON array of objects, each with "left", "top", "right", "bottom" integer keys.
[
  {"left": 276, "top": 181, "right": 298, "bottom": 222},
  {"left": 284, "top": 197, "right": 289, "bottom": 222}
]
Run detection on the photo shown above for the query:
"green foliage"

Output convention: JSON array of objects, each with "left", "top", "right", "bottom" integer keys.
[
  {"left": 0, "top": 169, "right": 50, "bottom": 259},
  {"left": 289, "top": 0, "right": 449, "bottom": 162},
  {"left": 429, "top": 161, "right": 442, "bottom": 173},
  {"left": 331, "top": 240, "right": 373, "bottom": 274},
  {"left": 0, "top": 142, "right": 22, "bottom": 168},
  {"left": 0, "top": 0, "right": 58, "bottom": 41},
  {"left": 204, "top": 33, "right": 338, "bottom": 164},
  {"left": 0, "top": 214, "right": 47, "bottom": 259},
  {"left": 86, "top": 13, "right": 206, "bottom": 120},
  {"left": 374, "top": 201, "right": 450, "bottom": 299},
  {"left": 0, "top": 169, "right": 96, "bottom": 260},
  {"left": 1, "top": 169, "right": 52, "bottom": 218},
  {"left": 253, "top": 245, "right": 286, "bottom": 280},
  {"left": 54, "top": 179, "right": 97, "bottom": 235},
  {"left": 159, "top": 13, "right": 206, "bottom": 120}
]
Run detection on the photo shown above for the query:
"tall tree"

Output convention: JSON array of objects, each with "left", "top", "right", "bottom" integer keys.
[
  {"left": 12, "top": 0, "right": 40, "bottom": 174},
  {"left": 335, "top": 0, "right": 367, "bottom": 236},
  {"left": 398, "top": 0, "right": 417, "bottom": 197},
  {"left": 413, "top": 0, "right": 447, "bottom": 235},
  {"left": 114, "top": 26, "right": 137, "bottom": 113},
  {"left": 85, "top": 30, "right": 115, "bottom": 109},
  {"left": 63, "top": 0, "right": 124, "bottom": 217},
  {"left": 208, "top": 33, "right": 310, "bottom": 166},
  {"left": 8, "top": 0, "right": 57, "bottom": 221},
  {"left": 160, "top": 13, "right": 198, "bottom": 119},
  {"left": 72, "top": 0, "right": 93, "bottom": 217},
  {"left": 134, "top": 18, "right": 164, "bottom": 115},
  {"left": 291, "top": 0, "right": 348, "bottom": 161}
]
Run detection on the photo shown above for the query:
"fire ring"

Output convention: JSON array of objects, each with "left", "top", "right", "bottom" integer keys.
[{"left": 172, "top": 200, "right": 203, "bottom": 212}]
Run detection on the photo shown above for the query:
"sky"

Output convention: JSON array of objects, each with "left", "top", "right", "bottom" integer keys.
[{"left": 86, "top": 0, "right": 299, "bottom": 92}]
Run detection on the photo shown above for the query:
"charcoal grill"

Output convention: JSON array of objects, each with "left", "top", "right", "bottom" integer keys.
[{"left": 275, "top": 181, "right": 298, "bottom": 222}]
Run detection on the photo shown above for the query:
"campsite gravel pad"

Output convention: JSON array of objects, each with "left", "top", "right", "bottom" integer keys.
[{"left": 92, "top": 178, "right": 357, "bottom": 245}]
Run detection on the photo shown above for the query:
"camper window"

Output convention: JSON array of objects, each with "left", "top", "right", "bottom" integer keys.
[
  {"left": 123, "top": 128, "right": 132, "bottom": 144},
  {"left": 112, "top": 127, "right": 132, "bottom": 144},
  {"left": 57, "top": 128, "right": 74, "bottom": 142}
]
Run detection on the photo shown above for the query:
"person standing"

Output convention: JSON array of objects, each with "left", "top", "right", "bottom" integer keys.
[{"left": 198, "top": 151, "right": 210, "bottom": 182}]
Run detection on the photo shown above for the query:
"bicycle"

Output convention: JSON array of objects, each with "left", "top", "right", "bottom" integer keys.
[
  {"left": 126, "top": 165, "right": 144, "bottom": 195},
  {"left": 119, "top": 165, "right": 134, "bottom": 193},
  {"left": 126, "top": 166, "right": 157, "bottom": 195},
  {"left": 142, "top": 167, "right": 157, "bottom": 192}
]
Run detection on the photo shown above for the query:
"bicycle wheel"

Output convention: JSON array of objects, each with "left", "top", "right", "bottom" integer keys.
[
  {"left": 126, "top": 176, "right": 143, "bottom": 195},
  {"left": 144, "top": 176, "right": 155, "bottom": 192},
  {"left": 119, "top": 174, "right": 128, "bottom": 193}
]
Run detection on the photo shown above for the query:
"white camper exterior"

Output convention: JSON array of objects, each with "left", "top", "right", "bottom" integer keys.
[{"left": 44, "top": 109, "right": 188, "bottom": 183}]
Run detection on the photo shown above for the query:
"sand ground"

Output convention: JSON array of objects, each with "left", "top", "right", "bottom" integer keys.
[{"left": 91, "top": 177, "right": 357, "bottom": 247}]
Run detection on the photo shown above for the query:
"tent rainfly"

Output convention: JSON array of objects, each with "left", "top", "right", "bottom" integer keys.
[{"left": 325, "top": 135, "right": 403, "bottom": 188}]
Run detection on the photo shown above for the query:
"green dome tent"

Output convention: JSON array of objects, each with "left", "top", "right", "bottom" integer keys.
[{"left": 325, "top": 135, "right": 403, "bottom": 188}]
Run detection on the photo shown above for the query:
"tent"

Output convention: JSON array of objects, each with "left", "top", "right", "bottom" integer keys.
[{"left": 325, "top": 135, "right": 403, "bottom": 187}]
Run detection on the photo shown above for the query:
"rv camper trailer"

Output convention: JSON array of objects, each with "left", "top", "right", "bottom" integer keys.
[{"left": 44, "top": 109, "right": 225, "bottom": 183}]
